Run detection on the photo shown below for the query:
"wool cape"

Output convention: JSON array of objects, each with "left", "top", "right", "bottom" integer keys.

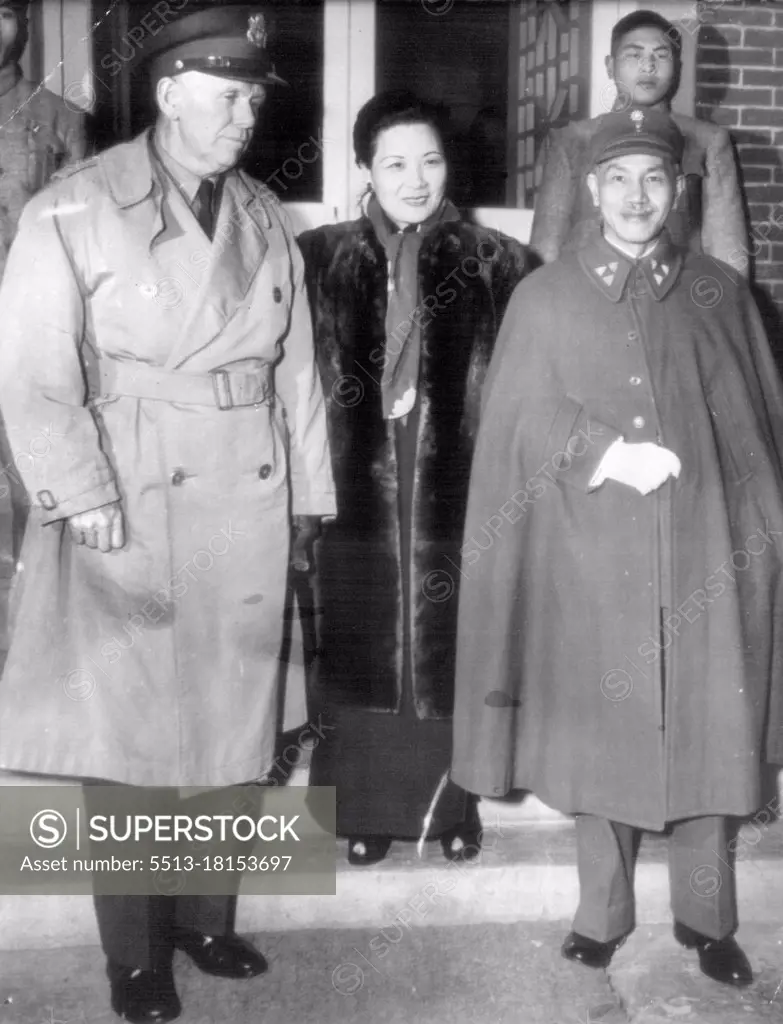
[{"left": 452, "top": 230, "right": 783, "bottom": 831}]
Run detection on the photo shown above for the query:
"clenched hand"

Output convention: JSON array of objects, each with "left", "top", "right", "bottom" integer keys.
[{"left": 67, "top": 501, "right": 125, "bottom": 552}]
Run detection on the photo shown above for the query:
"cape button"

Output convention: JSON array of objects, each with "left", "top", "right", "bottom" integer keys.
[
  {"left": 629, "top": 376, "right": 642, "bottom": 386},
  {"left": 171, "top": 467, "right": 186, "bottom": 486},
  {"left": 272, "top": 287, "right": 282, "bottom": 303},
  {"left": 258, "top": 464, "right": 272, "bottom": 480},
  {"left": 632, "top": 416, "right": 645, "bottom": 429}
]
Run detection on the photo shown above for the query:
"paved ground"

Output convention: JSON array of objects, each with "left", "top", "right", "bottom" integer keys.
[{"left": 2, "top": 922, "right": 782, "bottom": 1024}]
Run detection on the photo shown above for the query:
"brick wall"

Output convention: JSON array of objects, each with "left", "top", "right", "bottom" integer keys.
[{"left": 695, "top": 0, "right": 783, "bottom": 343}]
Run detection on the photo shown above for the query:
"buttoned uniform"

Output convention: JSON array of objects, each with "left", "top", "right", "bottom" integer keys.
[
  {"left": 529, "top": 112, "right": 748, "bottom": 274},
  {"left": 0, "top": 128, "right": 335, "bottom": 790},
  {"left": 0, "top": 73, "right": 87, "bottom": 279},
  {"left": 0, "top": 72, "right": 86, "bottom": 569},
  {"left": 452, "top": 227, "right": 783, "bottom": 940}
]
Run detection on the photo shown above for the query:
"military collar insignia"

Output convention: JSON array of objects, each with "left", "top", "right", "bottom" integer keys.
[
  {"left": 578, "top": 231, "right": 682, "bottom": 302},
  {"left": 593, "top": 260, "right": 619, "bottom": 288},
  {"left": 247, "top": 13, "right": 267, "bottom": 48},
  {"left": 630, "top": 109, "right": 645, "bottom": 133},
  {"left": 648, "top": 256, "right": 671, "bottom": 287}
]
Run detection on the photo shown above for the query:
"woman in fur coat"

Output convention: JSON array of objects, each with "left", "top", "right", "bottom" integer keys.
[{"left": 297, "top": 91, "right": 528, "bottom": 864}]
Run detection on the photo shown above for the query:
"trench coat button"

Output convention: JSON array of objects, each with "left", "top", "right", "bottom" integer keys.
[
  {"left": 629, "top": 376, "right": 642, "bottom": 386},
  {"left": 628, "top": 331, "right": 639, "bottom": 342},
  {"left": 632, "top": 416, "right": 645, "bottom": 429},
  {"left": 272, "top": 287, "right": 282, "bottom": 303},
  {"left": 258, "top": 464, "right": 272, "bottom": 480},
  {"left": 170, "top": 467, "right": 186, "bottom": 486}
]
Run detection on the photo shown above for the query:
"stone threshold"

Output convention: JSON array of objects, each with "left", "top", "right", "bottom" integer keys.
[{"left": 1, "top": 818, "right": 781, "bottom": 953}]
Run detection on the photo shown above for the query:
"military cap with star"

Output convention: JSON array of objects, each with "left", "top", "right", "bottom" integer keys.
[
  {"left": 141, "top": 5, "right": 287, "bottom": 86},
  {"left": 590, "top": 107, "right": 685, "bottom": 168}
]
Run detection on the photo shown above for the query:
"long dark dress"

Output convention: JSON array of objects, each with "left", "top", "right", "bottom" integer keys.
[{"left": 298, "top": 216, "right": 528, "bottom": 838}]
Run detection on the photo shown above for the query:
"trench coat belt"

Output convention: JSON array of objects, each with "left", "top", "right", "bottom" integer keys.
[{"left": 96, "top": 356, "right": 274, "bottom": 410}]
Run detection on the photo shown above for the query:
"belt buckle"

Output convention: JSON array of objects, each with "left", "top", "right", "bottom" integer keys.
[{"left": 211, "top": 369, "right": 233, "bottom": 410}]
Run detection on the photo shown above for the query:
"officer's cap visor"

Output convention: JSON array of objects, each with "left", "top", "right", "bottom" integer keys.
[{"left": 593, "top": 136, "right": 681, "bottom": 167}]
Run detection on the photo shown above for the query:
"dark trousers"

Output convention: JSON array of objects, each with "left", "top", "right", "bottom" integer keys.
[
  {"left": 573, "top": 814, "right": 738, "bottom": 943},
  {"left": 83, "top": 784, "right": 247, "bottom": 970}
]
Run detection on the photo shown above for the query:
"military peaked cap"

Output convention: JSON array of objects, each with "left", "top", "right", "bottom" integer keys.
[
  {"left": 590, "top": 107, "right": 685, "bottom": 167},
  {"left": 141, "top": 6, "right": 287, "bottom": 86}
]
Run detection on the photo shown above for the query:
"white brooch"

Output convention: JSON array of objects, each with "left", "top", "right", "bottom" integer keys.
[
  {"left": 247, "top": 13, "right": 267, "bottom": 49},
  {"left": 630, "top": 109, "right": 645, "bottom": 134}
]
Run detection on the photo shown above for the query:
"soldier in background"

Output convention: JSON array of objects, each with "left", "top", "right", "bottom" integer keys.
[
  {"left": 0, "top": 0, "right": 86, "bottom": 575},
  {"left": 0, "top": 0, "right": 86, "bottom": 272},
  {"left": 530, "top": 9, "right": 747, "bottom": 274}
]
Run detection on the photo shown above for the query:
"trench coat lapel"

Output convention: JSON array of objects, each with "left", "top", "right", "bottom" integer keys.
[
  {"left": 165, "top": 171, "right": 270, "bottom": 369},
  {"left": 101, "top": 133, "right": 272, "bottom": 369}
]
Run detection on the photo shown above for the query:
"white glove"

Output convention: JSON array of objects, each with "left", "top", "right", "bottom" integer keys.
[{"left": 591, "top": 439, "right": 681, "bottom": 496}]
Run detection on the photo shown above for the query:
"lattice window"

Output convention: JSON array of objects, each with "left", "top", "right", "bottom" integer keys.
[{"left": 511, "top": 0, "right": 591, "bottom": 208}]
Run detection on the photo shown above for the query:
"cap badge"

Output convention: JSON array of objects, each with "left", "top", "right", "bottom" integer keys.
[
  {"left": 630, "top": 109, "right": 645, "bottom": 133},
  {"left": 247, "top": 13, "right": 267, "bottom": 49}
]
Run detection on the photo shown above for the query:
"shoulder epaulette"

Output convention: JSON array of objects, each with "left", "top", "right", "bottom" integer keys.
[
  {"left": 245, "top": 175, "right": 281, "bottom": 206},
  {"left": 50, "top": 155, "right": 100, "bottom": 183}
]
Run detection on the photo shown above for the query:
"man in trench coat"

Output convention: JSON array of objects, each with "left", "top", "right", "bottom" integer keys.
[
  {"left": 0, "top": 7, "right": 334, "bottom": 1022},
  {"left": 453, "top": 108, "right": 783, "bottom": 988}
]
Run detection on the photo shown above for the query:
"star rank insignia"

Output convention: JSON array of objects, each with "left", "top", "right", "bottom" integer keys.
[{"left": 247, "top": 13, "right": 267, "bottom": 48}]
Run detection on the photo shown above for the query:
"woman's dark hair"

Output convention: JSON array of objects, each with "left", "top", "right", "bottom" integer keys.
[
  {"left": 352, "top": 90, "right": 446, "bottom": 168},
  {"left": 611, "top": 9, "right": 682, "bottom": 58}
]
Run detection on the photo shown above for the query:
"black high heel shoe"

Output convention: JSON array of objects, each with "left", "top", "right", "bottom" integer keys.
[
  {"left": 440, "top": 815, "right": 482, "bottom": 863},
  {"left": 347, "top": 836, "right": 392, "bottom": 865}
]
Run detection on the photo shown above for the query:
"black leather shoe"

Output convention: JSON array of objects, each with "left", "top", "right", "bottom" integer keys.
[
  {"left": 171, "top": 928, "right": 268, "bottom": 979},
  {"left": 561, "top": 931, "right": 625, "bottom": 969},
  {"left": 347, "top": 836, "right": 392, "bottom": 866},
  {"left": 673, "top": 921, "right": 753, "bottom": 987},
  {"left": 107, "top": 960, "right": 181, "bottom": 1023},
  {"left": 440, "top": 822, "right": 482, "bottom": 863}
]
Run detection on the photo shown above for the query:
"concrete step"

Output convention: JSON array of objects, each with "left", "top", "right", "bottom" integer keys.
[
  {"left": 2, "top": 816, "right": 782, "bottom": 953},
  {"left": 5, "top": 922, "right": 783, "bottom": 1024}
]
